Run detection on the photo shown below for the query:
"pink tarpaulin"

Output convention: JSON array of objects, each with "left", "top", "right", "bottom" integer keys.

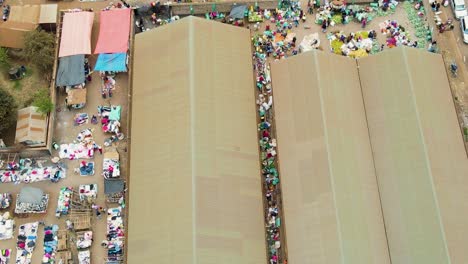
[
  {"left": 59, "top": 12, "right": 94, "bottom": 57},
  {"left": 94, "top": 9, "right": 131, "bottom": 54}
]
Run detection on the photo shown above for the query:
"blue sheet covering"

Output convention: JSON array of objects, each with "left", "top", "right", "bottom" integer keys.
[{"left": 94, "top": 53, "right": 127, "bottom": 72}]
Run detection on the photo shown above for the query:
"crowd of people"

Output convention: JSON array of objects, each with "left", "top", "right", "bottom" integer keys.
[
  {"left": 251, "top": 1, "right": 308, "bottom": 263},
  {"left": 252, "top": 1, "right": 305, "bottom": 61}
]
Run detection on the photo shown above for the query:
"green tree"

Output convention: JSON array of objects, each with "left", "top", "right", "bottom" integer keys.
[
  {"left": 32, "top": 88, "right": 54, "bottom": 115},
  {"left": 22, "top": 29, "right": 55, "bottom": 80},
  {"left": 0, "top": 88, "right": 17, "bottom": 133},
  {"left": 0, "top": 47, "right": 10, "bottom": 72}
]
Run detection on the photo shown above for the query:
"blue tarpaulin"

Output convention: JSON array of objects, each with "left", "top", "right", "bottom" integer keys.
[{"left": 94, "top": 53, "right": 127, "bottom": 72}]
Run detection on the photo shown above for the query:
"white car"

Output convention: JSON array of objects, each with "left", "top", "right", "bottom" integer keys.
[
  {"left": 461, "top": 16, "right": 468, "bottom": 43},
  {"left": 452, "top": 0, "right": 468, "bottom": 19}
]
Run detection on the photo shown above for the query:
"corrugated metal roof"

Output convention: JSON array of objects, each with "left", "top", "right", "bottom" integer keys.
[
  {"left": 128, "top": 16, "right": 266, "bottom": 264},
  {"left": 271, "top": 47, "right": 468, "bottom": 264},
  {"left": 15, "top": 106, "right": 47, "bottom": 146},
  {"left": 358, "top": 47, "right": 468, "bottom": 264},
  {"left": 271, "top": 50, "right": 391, "bottom": 264}
]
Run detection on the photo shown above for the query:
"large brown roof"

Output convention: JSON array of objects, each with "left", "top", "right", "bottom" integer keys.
[
  {"left": 271, "top": 47, "right": 468, "bottom": 264},
  {"left": 270, "top": 50, "right": 390, "bottom": 264},
  {"left": 128, "top": 16, "right": 266, "bottom": 264},
  {"left": 358, "top": 47, "right": 468, "bottom": 264}
]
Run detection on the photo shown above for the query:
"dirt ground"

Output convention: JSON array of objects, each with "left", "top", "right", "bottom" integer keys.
[{"left": 0, "top": 0, "right": 130, "bottom": 263}]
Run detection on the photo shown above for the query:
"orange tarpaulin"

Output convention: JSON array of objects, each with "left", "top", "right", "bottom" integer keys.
[
  {"left": 94, "top": 9, "right": 131, "bottom": 54},
  {"left": 59, "top": 12, "right": 94, "bottom": 57}
]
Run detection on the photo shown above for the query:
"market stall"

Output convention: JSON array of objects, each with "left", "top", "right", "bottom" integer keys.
[
  {"left": 15, "top": 187, "right": 49, "bottom": 214},
  {"left": 0, "top": 193, "right": 12, "bottom": 209},
  {"left": 98, "top": 105, "right": 122, "bottom": 135},
  {"left": 94, "top": 9, "right": 131, "bottom": 54},
  {"left": 42, "top": 225, "right": 59, "bottom": 264},
  {"left": 15, "top": 222, "right": 38, "bottom": 264},
  {"left": 66, "top": 86, "right": 87, "bottom": 109},
  {"left": 74, "top": 113, "right": 89, "bottom": 126},
  {"left": 79, "top": 161, "right": 95, "bottom": 176},
  {"left": 104, "top": 179, "right": 124, "bottom": 203},
  {"left": 56, "top": 187, "right": 73, "bottom": 217},
  {"left": 59, "top": 11, "right": 94, "bottom": 58},
  {"left": 68, "top": 212, "right": 92, "bottom": 231},
  {"left": 379, "top": 20, "right": 419, "bottom": 48},
  {"left": 78, "top": 250, "right": 90, "bottom": 264},
  {"left": 57, "top": 230, "right": 68, "bottom": 252},
  {"left": 106, "top": 207, "right": 124, "bottom": 262},
  {"left": 0, "top": 212, "right": 14, "bottom": 240},
  {"left": 329, "top": 30, "right": 379, "bottom": 57},
  {"left": 103, "top": 151, "right": 120, "bottom": 179},
  {"left": 76, "top": 231, "right": 93, "bottom": 249},
  {"left": 0, "top": 165, "right": 65, "bottom": 184},
  {"left": 0, "top": 249, "right": 11, "bottom": 264},
  {"left": 79, "top": 184, "right": 97, "bottom": 203},
  {"left": 56, "top": 55, "right": 86, "bottom": 88},
  {"left": 55, "top": 251, "right": 72, "bottom": 264},
  {"left": 59, "top": 129, "right": 96, "bottom": 160},
  {"left": 94, "top": 53, "right": 127, "bottom": 73}
]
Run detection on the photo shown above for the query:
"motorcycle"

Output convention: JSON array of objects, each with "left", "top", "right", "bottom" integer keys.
[
  {"left": 450, "top": 61, "right": 458, "bottom": 77},
  {"left": 2, "top": 5, "right": 10, "bottom": 21}
]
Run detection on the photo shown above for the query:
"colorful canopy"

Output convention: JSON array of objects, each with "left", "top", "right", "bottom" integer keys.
[
  {"left": 59, "top": 12, "right": 94, "bottom": 57},
  {"left": 94, "top": 9, "right": 131, "bottom": 54},
  {"left": 94, "top": 53, "right": 127, "bottom": 72}
]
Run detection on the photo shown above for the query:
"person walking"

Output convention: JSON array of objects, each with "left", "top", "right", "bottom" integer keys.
[
  {"left": 361, "top": 17, "right": 367, "bottom": 28},
  {"left": 308, "top": 0, "right": 314, "bottom": 14},
  {"left": 321, "top": 19, "right": 327, "bottom": 32}
]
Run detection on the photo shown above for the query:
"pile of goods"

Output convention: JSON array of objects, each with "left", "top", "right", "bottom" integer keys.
[{"left": 56, "top": 187, "right": 73, "bottom": 217}]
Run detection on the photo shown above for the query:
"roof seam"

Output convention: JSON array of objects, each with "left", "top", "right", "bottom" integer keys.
[
  {"left": 313, "top": 51, "right": 345, "bottom": 264},
  {"left": 355, "top": 57, "right": 393, "bottom": 264},
  {"left": 188, "top": 17, "right": 198, "bottom": 264}
]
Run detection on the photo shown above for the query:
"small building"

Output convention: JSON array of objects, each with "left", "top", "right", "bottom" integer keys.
[
  {"left": 39, "top": 4, "right": 58, "bottom": 32},
  {"left": 15, "top": 106, "right": 47, "bottom": 147},
  {"left": 0, "top": 4, "right": 58, "bottom": 49}
]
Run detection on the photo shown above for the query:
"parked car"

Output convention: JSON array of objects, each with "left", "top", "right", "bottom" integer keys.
[
  {"left": 461, "top": 16, "right": 468, "bottom": 43},
  {"left": 452, "top": 0, "right": 467, "bottom": 19}
]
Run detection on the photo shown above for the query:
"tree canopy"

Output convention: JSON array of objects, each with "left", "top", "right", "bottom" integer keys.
[
  {"left": 32, "top": 88, "right": 54, "bottom": 115},
  {"left": 0, "top": 47, "right": 10, "bottom": 72},
  {"left": 22, "top": 29, "right": 55, "bottom": 79},
  {"left": 0, "top": 88, "right": 17, "bottom": 133}
]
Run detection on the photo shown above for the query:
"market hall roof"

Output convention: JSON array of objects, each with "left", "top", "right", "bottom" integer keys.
[
  {"left": 358, "top": 47, "right": 468, "bottom": 264},
  {"left": 271, "top": 47, "right": 468, "bottom": 264},
  {"left": 270, "top": 50, "right": 391, "bottom": 264},
  {"left": 128, "top": 16, "right": 266, "bottom": 264}
]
